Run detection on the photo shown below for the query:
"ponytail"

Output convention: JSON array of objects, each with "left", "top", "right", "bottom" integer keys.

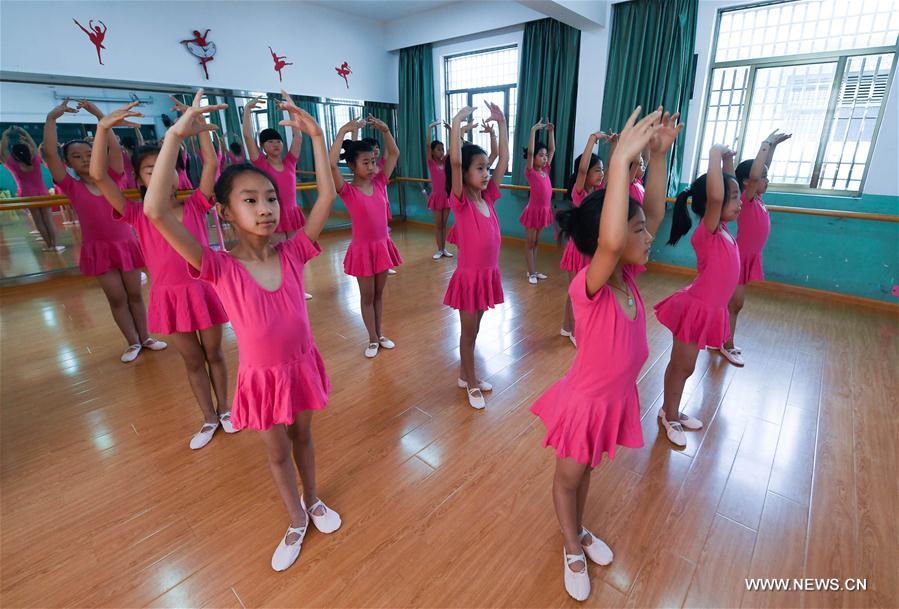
[
  {"left": 566, "top": 153, "right": 600, "bottom": 201},
  {"left": 668, "top": 187, "right": 693, "bottom": 245}
]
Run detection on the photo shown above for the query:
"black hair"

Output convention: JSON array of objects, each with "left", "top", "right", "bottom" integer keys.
[
  {"left": 121, "top": 136, "right": 136, "bottom": 151},
  {"left": 444, "top": 144, "right": 488, "bottom": 196},
  {"left": 735, "top": 159, "right": 755, "bottom": 188},
  {"left": 258, "top": 128, "right": 282, "bottom": 146},
  {"left": 430, "top": 140, "right": 444, "bottom": 152},
  {"left": 229, "top": 141, "right": 243, "bottom": 155},
  {"left": 175, "top": 149, "right": 186, "bottom": 171},
  {"left": 522, "top": 141, "right": 547, "bottom": 160},
  {"left": 11, "top": 143, "right": 32, "bottom": 165},
  {"left": 566, "top": 153, "right": 601, "bottom": 200},
  {"left": 132, "top": 144, "right": 162, "bottom": 196},
  {"left": 667, "top": 172, "right": 739, "bottom": 245},
  {"left": 214, "top": 164, "right": 278, "bottom": 208},
  {"left": 340, "top": 139, "right": 374, "bottom": 166},
  {"left": 62, "top": 140, "right": 90, "bottom": 162},
  {"left": 361, "top": 137, "right": 380, "bottom": 149},
  {"left": 557, "top": 189, "right": 642, "bottom": 257}
]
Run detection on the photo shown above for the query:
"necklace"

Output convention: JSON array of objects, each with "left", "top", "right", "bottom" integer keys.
[{"left": 608, "top": 280, "right": 634, "bottom": 307}]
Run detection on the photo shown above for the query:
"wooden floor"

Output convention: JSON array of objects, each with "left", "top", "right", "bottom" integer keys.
[{"left": 1, "top": 224, "right": 896, "bottom": 609}]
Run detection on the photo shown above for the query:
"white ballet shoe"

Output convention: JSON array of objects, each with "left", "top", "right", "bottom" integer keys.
[
  {"left": 189, "top": 421, "right": 219, "bottom": 450},
  {"left": 580, "top": 528, "right": 613, "bottom": 565},
  {"left": 441, "top": 249, "right": 454, "bottom": 258},
  {"left": 432, "top": 251, "right": 444, "bottom": 260},
  {"left": 457, "top": 378, "right": 492, "bottom": 392},
  {"left": 658, "top": 410, "right": 687, "bottom": 447},
  {"left": 535, "top": 272, "right": 548, "bottom": 280},
  {"left": 271, "top": 518, "right": 308, "bottom": 572},
  {"left": 466, "top": 386, "right": 486, "bottom": 410},
  {"left": 378, "top": 336, "right": 396, "bottom": 349},
  {"left": 719, "top": 346, "right": 744, "bottom": 367},
  {"left": 219, "top": 411, "right": 238, "bottom": 434},
  {"left": 387, "top": 268, "right": 397, "bottom": 275},
  {"left": 528, "top": 274, "right": 538, "bottom": 285},
  {"left": 142, "top": 338, "right": 168, "bottom": 351},
  {"left": 120, "top": 344, "right": 142, "bottom": 363},
  {"left": 563, "top": 549, "right": 591, "bottom": 601},
  {"left": 301, "top": 496, "right": 342, "bottom": 534},
  {"left": 560, "top": 329, "right": 577, "bottom": 348},
  {"left": 364, "top": 342, "right": 379, "bottom": 358},
  {"left": 305, "top": 292, "right": 312, "bottom": 300}
]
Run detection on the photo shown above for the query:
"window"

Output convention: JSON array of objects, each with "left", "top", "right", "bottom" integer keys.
[
  {"left": 445, "top": 45, "right": 519, "bottom": 168},
  {"left": 697, "top": 0, "right": 898, "bottom": 193}
]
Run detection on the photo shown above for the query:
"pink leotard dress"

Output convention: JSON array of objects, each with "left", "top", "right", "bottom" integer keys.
[
  {"left": 253, "top": 151, "right": 305, "bottom": 232},
  {"left": 54, "top": 171, "right": 144, "bottom": 276},
  {"left": 443, "top": 181, "right": 504, "bottom": 313},
  {"left": 532, "top": 266, "right": 647, "bottom": 467},
  {"left": 654, "top": 223, "right": 740, "bottom": 348},
  {"left": 189, "top": 232, "right": 329, "bottom": 430},
  {"left": 339, "top": 171, "right": 402, "bottom": 276},
  {"left": 114, "top": 190, "right": 227, "bottom": 334},
  {"left": 4, "top": 156, "right": 49, "bottom": 197},
  {"left": 426, "top": 159, "right": 449, "bottom": 211},
  {"left": 735, "top": 192, "right": 770, "bottom": 285},
  {"left": 519, "top": 165, "right": 553, "bottom": 229}
]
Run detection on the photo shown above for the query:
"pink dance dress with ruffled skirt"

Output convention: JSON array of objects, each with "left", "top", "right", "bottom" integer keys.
[{"left": 339, "top": 170, "right": 403, "bottom": 276}]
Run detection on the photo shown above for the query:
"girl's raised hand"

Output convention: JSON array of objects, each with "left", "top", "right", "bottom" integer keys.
[
  {"left": 168, "top": 95, "right": 190, "bottom": 114},
  {"left": 649, "top": 110, "right": 684, "bottom": 155},
  {"left": 480, "top": 121, "right": 495, "bottom": 135},
  {"left": 547, "top": 121, "right": 555, "bottom": 132},
  {"left": 340, "top": 117, "right": 366, "bottom": 132},
  {"left": 366, "top": 113, "right": 389, "bottom": 132},
  {"left": 99, "top": 101, "right": 143, "bottom": 130},
  {"left": 485, "top": 101, "right": 505, "bottom": 123},
  {"left": 442, "top": 120, "right": 451, "bottom": 130},
  {"left": 168, "top": 90, "right": 227, "bottom": 140},
  {"left": 614, "top": 106, "right": 662, "bottom": 164},
  {"left": 461, "top": 121, "right": 477, "bottom": 133},
  {"left": 279, "top": 105, "right": 323, "bottom": 137},
  {"left": 531, "top": 119, "right": 545, "bottom": 131},
  {"left": 77, "top": 100, "right": 104, "bottom": 118},
  {"left": 453, "top": 106, "right": 475, "bottom": 124},
  {"left": 767, "top": 130, "right": 792, "bottom": 146},
  {"left": 244, "top": 96, "right": 263, "bottom": 113},
  {"left": 709, "top": 143, "right": 733, "bottom": 158},
  {"left": 48, "top": 98, "right": 78, "bottom": 119}
]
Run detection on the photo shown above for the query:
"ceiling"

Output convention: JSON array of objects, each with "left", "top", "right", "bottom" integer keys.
[{"left": 309, "top": 0, "right": 461, "bottom": 23}]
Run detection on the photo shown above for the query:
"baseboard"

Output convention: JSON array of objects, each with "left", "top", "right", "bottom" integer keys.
[{"left": 646, "top": 261, "right": 899, "bottom": 313}]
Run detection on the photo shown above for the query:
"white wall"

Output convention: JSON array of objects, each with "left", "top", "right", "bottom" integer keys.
[
  {"left": 0, "top": 1, "right": 398, "bottom": 104},
  {"left": 571, "top": 4, "right": 612, "bottom": 157},
  {"left": 681, "top": 0, "right": 898, "bottom": 197}
]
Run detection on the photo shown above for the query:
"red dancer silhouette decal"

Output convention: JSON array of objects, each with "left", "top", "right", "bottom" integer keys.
[
  {"left": 73, "top": 19, "right": 107, "bottom": 65},
  {"left": 180, "top": 29, "right": 217, "bottom": 80},
  {"left": 336, "top": 62, "right": 352, "bottom": 89},
  {"left": 269, "top": 47, "right": 293, "bottom": 82}
]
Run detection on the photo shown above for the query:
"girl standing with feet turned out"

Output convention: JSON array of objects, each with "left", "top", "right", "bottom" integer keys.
[
  {"left": 329, "top": 116, "right": 403, "bottom": 359},
  {"left": 531, "top": 107, "right": 681, "bottom": 601},
  {"left": 712, "top": 130, "right": 790, "bottom": 367},
  {"left": 91, "top": 101, "right": 234, "bottom": 451},
  {"left": 43, "top": 98, "right": 165, "bottom": 363},
  {"left": 144, "top": 91, "right": 341, "bottom": 573},
  {"left": 559, "top": 131, "right": 612, "bottom": 347},
  {"left": 520, "top": 119, "right": 555, "bottom": 284},
  {"left": 654, "top": 144, "right": 741, "bottom": 447},
  {"left": 443, "top": 102, "right": 509, "bottom": 410}
]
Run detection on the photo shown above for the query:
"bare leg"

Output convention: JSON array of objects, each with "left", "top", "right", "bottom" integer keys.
[
  {"left": 121, "top": 269, "right": 150, "bottom": 343},
  {"left": 525, "top": 228, "right": 538, "bottom": 276},
  {"left": 356, "top": 276, "right": 378, "bottom": 343},
  {"left": 562, "top": 271, "right": 576, "bottom": 334},
  {"left": 661, "top": 336, "right": 700, "bottom": 421},
  {"left": 554, "top": 457, "right": 589, "bottom": 570},
  {"left": 285, "top": 411, "right": 319, "bottom": 508},
  {"left": 724, "top": 285, "right": 746, "bottom": 350},
  {"left": 458, "top": 309, "right": 481, "bottom": 385},
  {"left": 199, "top": 325, "right": 229, "bottom": 414},
  {"left": 95, "top": 270, "right": 141, "bottom": 346},
  {"left": 373, "top": 271, "right": 388, "bottom": 338},
  {"left": 440, "top": 209, "right": 449, "bottom": 250},
  {"left": 32, "top": 207, "right": 57, "bottom": 248},
  {"left": 167, "top": 331, "right": 219, "bottom": 425},
  {"left": 432, "top": 210, "right": 444, "bottom": 252},
  {"left": 259, "top": 425, "right": 308, "bottom": 536}
]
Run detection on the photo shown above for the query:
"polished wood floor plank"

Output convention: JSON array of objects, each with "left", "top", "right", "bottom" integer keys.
[{"left": 1, "top": 224, "right": 895, "bottom": 608}]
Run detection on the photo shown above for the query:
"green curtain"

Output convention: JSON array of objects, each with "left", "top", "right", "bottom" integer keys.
[
  {"left": 397, "top": 43, "right": 435, "bottom": 179},
  {"left": 266, "top": 92, "right": 286, "bottom": 140},
  {"left": 511, "top": 18, "right": 581, "bottom": 190},
  {"left": 600, "top": 0, "right": 698, "bottom": 194},
  {"left": 222, "top": 94, "right": 243, "bottom": 155},
  {"left": 291, "top": 95, "right": 322, "bottom": 210}
]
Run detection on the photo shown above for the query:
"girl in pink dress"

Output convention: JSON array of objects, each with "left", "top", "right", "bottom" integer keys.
[
  {"left": 43, "top": 99, "right": 164, "bottom": 363},
  {"left": 0, "top": 126, "right": 62, "bottom": 251},
  {"left": 520, "top": 119, "right": 556, "bottom": 284},
  {"left": 559, "top": 131, "right": 613, "bottom": 347},
  {"left": 715, "top": 130, "right": 791, "bottom": 367},
  {"left": 329, "top": 115, "right": 403, "bottom": 358},
  {"left": 443, "top": 102, "right": 509, "bottom": 410},
  {"left": 242, "top": 95, "right": 305, "bottom": 239},
  {"left": 227, "top": 141, "right": 245, "bottom": 166},
  {"left": 532, "top": 107, "right": 680, "bottom": 602},
  {"left": 92, "top": 101, "right": 233, "bottom": 451},
  {"left": 144, "top": 91, "right": 341, "bottom": 573},
  {"left": 424, "top": 120, "right": 453, "bottom": 260},
  {"left": 654, "top": 145, "right": 742, "bottom": 448}
]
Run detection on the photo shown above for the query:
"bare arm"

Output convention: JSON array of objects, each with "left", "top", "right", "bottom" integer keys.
[
  {"left": 703, "top": 146, "right": 729, "bottom": 233},
  {"left": 488, "top": 102, "right": 509, "bottom": 185},
  {"left": 547, "top": 121, "right": 556, "bottom": 167},
  {"left": 481, "top": 121, "right": 498, "bottom": 167},
  {"left": 79, "top": 100, "right": 125, "bottom": 175},
  {"left": 134, "top": 126, "right": 145, "bottom": 147},
  {"left": 145, "top": 92, "right": 224, "bottom": 270},
  {"left": 575, "top": 133, "right": 601, "bottom": 195},
  {"left": 424, "top": 120, "right": 439, "bottom": 170},
  {"left": 90, "top": 106, "right": 139, "bottom": 215},
  {"left": 328, "top": 119, "right": 364, "bottom": 192},
  {"left": 369, "top": 115, "right": 399, "bottom": 179},
  {"left": 0, "top": 128, "right": 10, "bottom": 162},
  {"left": 526, "top": 121, "right": 541, "bottom": 171},
  {"left": 450, "top": 106, "right": 474, "bottom": 199},
  {"left": 196, "top": 121, "right": 217, "bottom": 198},
  {"left": 17, "top": 127, "right": 39, "bottom": 159},
  {"left": 42, "top": 99, "right": 78, "bottom": 183},
  {"left": 241, "top": 96, "right": 262, "bottom": 162},
  {"left": 644, "top": 110, "right": 683, "bottom": 237},
  {"left": 585, "top": 108, "right": 661, "bottom": 296},
  {"left": 288, "top": 126, "right": 302, "bottom": 159}
]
